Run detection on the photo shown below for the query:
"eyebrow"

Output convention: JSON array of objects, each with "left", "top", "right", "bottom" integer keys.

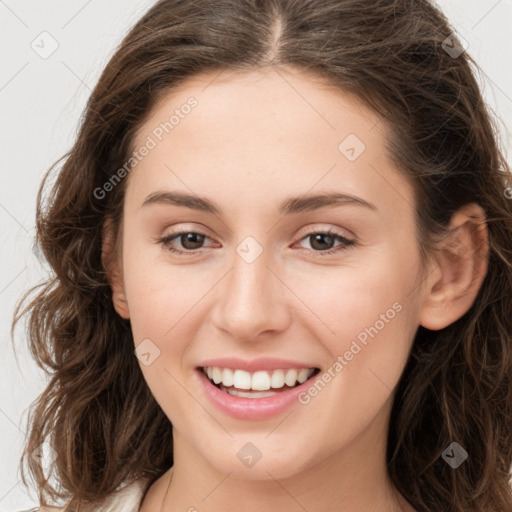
[{"left": 141, "top": 190, "right": 377, "bottom": 215}]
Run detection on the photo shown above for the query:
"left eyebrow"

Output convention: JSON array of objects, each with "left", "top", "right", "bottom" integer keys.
[
  {"left": 279, "top": 192, "right": 377, "bottom": 214},
  {"left": 140, "top": 190, "right": 377, "bottom": 215}
]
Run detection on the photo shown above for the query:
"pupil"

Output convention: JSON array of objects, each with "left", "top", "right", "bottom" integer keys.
[
  {"left": 182, "top": 233, "right": 204, "bottom": 249},
  {"left": 311, "top": 233, "right": 333, "bottom": 250}
]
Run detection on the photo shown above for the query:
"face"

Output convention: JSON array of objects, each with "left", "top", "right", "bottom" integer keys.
[{"left": 112, "top": 66, "right": 427, "bottom": 480}]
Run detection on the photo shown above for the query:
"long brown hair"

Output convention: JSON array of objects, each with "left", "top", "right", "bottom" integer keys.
[{"left": 12, "top": 1, "right": 512, "bottom": 510}]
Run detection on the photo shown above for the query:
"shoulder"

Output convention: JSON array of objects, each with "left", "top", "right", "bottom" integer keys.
[
  {"left": 18, "top": 508, "right": 62, "bottom": 512},
  {"left": 19, "top": 507, "right": 69, "bottom": 512},
  {"left": 22, "top": 478, "right": 151, "bottom": 512}
]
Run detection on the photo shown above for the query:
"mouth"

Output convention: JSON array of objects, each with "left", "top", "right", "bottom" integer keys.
[{"left": 200, "top": 366, "right": 321, "bottom": 399}]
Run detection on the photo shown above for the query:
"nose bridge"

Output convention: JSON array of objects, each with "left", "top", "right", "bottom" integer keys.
[{"left": 213, "top": 236, "right": 290, "bottom": 340}]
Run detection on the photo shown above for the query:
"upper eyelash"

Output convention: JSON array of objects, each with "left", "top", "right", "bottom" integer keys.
[{"left": 156, "top": 229, "right": 355, "bottom": 256}]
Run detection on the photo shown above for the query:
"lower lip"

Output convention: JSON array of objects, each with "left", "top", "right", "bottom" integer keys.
[{"left": 197, "top": 369, "right": 317, "bottom": 421}]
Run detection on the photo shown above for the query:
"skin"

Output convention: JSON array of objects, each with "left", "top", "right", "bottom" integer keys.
[{"left": 103, "top": 65, "right": 488, "bottom": 512}]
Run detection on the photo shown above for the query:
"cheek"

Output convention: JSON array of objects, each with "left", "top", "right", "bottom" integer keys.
[
  {"left": 290, "top": 257, "right": 418, "bottom": 349},
  {"left": 291, "top": 274, "right": 418, "bottom": 444},
  {"left": 121, "top": 239, "right": 209, "bottom": 339},
  {"left": 289, "top": 249, "right": 420, "bottom": 398},
  {"left": 122, "top": 253, "right": 208, "bottom": 419}
]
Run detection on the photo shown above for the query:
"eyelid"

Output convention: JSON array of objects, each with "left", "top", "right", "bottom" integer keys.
[{"left": 294, "top": 223, "right": 355, "bottom": 241}]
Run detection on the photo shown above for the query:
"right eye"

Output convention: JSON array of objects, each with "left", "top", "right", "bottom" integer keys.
[{"left": 158, "top": 231, "right": 214, "bottom": 255}]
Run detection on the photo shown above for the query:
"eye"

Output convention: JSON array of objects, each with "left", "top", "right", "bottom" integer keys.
[
  {"left": 294, "top": 229, "right": 355, "bottom": 255},
  {"left": 157, "top": 231, "right": 214, "bottom": 255}
]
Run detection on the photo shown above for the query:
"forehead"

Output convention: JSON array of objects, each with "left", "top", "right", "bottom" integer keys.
[
  {"left": 133, "top": 66, "right": 380, "bottom": 150},
  {"left": 126, "top": 66, "right": 413, "bottom": 221}
]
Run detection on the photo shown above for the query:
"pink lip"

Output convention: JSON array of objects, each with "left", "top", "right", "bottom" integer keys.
[
  {"left": 196, "top": 367, "right": 319, "bottom": 421},
  {"left": 198, "top": 357, "right": 316, "bottom": 372}
]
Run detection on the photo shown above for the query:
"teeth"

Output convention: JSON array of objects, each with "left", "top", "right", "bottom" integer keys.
[
  {"left": 233, "top": 369, "right": 252, "bottom": 390},
  {"left": 203, "top": 366, "right": 315, "bottom": 391},
  {"left": 212, "top": 367, "right": 222, "bottom": 384},
  {"left": 297, "top": 368, "right": 310, "bottom": 384},
  {"left": 221, "top": 368, "right": 234, "bottom": 387},
  {"left": 251, "top": 371, "right": 271, "bottom": 391},
  {"left": 284, "top": 369, "right": 298, "bottom": 386},
  {"left": 270, "top": 369, "right": 285, "bottom": 388},
  {"left": 220, "top": 386, "right": 278, "bottom": 398}
]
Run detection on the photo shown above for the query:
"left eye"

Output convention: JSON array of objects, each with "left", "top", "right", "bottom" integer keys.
[
  {"left": 157, "top": 230, "right": 355, "bottom": 256},
  {"left": 295, "top": 231, "right": 355, "bottom": 254}
]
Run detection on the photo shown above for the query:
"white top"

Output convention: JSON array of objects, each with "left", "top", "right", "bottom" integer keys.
[{"left": 19, "top": 477, "right": 152, "bottom": 512}]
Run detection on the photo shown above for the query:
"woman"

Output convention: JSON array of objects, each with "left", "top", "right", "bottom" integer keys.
[{"left": 13, "top": 0, "right": 512, "bottom": 511}]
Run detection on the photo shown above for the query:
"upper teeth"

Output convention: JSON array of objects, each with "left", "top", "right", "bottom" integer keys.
[{"left": 204, "top": 367, "right": 315, "bottom": 390}]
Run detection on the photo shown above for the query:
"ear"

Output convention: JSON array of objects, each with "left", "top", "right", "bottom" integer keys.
[
  {"left": 419, "top": 203, "right": 488, "bottom": 330},
  {"left": 101, "top": 216, "right": 130, "bottom": 320}
]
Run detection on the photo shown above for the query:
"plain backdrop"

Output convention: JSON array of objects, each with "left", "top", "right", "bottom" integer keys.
[{"left": 1, "top": 1, "right": 511, "bottom": 510}]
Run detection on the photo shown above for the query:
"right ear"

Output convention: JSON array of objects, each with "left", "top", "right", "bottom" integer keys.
[{"left": 101, "top": 216, "right": 130, "bottom": 319}]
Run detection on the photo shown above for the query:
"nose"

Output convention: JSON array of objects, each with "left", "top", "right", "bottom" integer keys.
[{"left": 211, "top": 244, "right": 292, "bottom": 342}]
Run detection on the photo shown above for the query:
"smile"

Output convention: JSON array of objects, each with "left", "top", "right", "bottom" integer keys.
[
  {"left": 197, "top": 361, "right": 321, "bottom": 420},
  {"left": 202, "top": 366, "right": 318, "bottom": 398}
]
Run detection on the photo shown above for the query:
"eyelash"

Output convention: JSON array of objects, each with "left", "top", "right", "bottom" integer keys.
[{"left": 156, "top": 229, "right": 356, "bottom": 257}]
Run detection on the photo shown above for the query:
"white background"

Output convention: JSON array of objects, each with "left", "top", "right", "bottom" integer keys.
[{"left": 1, "top": 1, "right": 511, "bottom": 510}]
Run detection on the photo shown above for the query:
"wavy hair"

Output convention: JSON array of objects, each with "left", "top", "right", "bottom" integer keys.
[{"left": 11, "top": 0, "right": 512, "bottom": 510}]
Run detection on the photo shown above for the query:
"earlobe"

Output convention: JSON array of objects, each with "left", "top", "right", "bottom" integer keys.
[
  {"left": 419, "top": 203, "right": 488, "bottom": 331},
  {"left": 101, "top": 217, "right": 130, "bottom": 320}
]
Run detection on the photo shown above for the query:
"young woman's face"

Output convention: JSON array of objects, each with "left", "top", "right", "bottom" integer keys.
[{"left": 116, "top": 67, "right": 427, "bottom": 480}]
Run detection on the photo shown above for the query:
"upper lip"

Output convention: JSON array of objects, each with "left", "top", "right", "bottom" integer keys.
[{"left": 198, "top": 357, "right": 319, "bottom": 372}]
